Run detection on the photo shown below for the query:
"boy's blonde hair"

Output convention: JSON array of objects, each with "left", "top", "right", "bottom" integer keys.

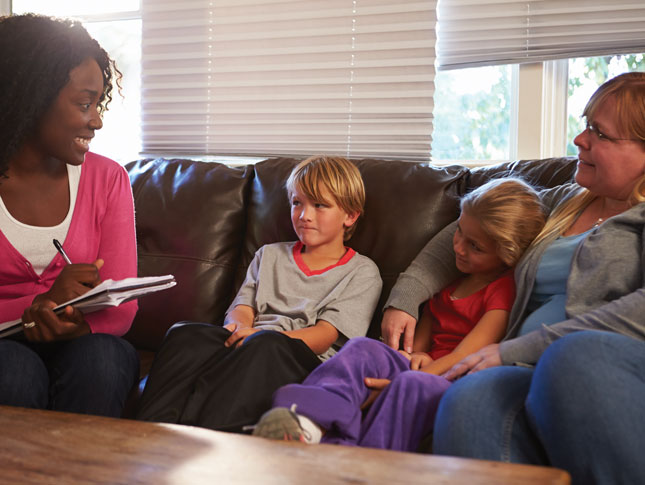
[
  {"left": 461, "top": 178, "right": 546, "bottom": 267},
  {"left": 533, "top": 72, "right": 645, "bottom": 246},
  {"left": 286, "top": 155, "right": 366, "bottom": 240}
]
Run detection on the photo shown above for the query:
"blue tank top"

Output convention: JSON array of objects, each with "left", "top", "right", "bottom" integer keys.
[{"left": 519, "top": 230, "right": 590, "bottom": 336}]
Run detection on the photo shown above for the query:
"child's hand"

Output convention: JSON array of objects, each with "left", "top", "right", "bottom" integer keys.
[
  {"left": 224, "top": 323, "right": 261, "bottom": 348},
  {"left": 398, "top": 350, "right": 433, "bottom": 370},
  {"left": 361, "top": 377, "right": 391, "bottom": 410},
  {"left": 398, "top": 349, "right": 412, "bottom": 360},
  {"left": 409, "top": 352, "right": 433, "bottom": 370}
]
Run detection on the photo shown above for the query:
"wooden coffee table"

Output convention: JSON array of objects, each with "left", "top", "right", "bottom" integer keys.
[{"left": 0, "top": 405, "right": 569, "bottom": 484}]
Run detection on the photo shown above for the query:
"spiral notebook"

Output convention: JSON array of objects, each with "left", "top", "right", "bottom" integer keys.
[{"left": 0, "top": 275, "right": 176, "bottom": 338}]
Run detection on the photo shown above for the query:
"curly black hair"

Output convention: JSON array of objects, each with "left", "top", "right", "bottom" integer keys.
[{"left": 0, "top": 14, "right": 122, "bottom": 178}]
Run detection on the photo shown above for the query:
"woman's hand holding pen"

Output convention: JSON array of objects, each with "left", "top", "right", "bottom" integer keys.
[
  {"left": 22, "top": 254, "right": 102, "bottom": 342},
  {"left": 33, "top": 259, "right": 104, "bottom": 306}
]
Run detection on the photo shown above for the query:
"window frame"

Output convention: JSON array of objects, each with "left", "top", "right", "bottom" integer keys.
[{"left": 516, "top": 60, "right": 569, "bottom": 161}]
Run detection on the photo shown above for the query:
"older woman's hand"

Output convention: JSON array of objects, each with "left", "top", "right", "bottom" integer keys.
[
  {"left": 442, "top": 344, "right": 502, "bottom": 381},
  {"left": 381, "top": 308, "right": 417, "bottom": 353}
]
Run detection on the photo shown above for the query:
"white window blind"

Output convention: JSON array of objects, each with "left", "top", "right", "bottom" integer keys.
[
  {"left": 437, "top": 0, "right": 645, "bottom": 70},
  {"left": 141, "top": 0, "right": 436, "bottom": 161}
]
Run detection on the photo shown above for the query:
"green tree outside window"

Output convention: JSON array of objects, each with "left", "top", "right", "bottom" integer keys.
[{"left": 567, "top": 54, "right": 645, "bottom": 155}]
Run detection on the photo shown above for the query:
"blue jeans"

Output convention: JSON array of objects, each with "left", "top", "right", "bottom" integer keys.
[
  {"left": 0, "top": 333, "right": 139, "bottom": 417},
  {"left": 433, "top": 331, "right": 645, "bottom": 485}
]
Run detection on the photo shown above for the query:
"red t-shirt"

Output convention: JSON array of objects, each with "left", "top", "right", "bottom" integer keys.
[{"left": 426, "top": 272, "right": 515, "bottom": 360}]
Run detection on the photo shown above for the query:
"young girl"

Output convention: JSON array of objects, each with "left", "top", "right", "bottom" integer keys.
[{"left": 253, "top": 178, "right": 546, "bottom": 451}]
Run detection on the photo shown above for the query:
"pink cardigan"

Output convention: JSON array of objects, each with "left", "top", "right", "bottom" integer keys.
[{"left": 0, "top": 153, "right": 138, "bottom": 336}]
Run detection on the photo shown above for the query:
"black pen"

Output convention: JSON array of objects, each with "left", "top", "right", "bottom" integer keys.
[{"left": 53, "top": 239, "right": 72, "bottom": 264}]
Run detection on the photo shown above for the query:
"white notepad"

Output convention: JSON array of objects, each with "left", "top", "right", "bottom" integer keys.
[{"left": 0, "top": 275, "right": 176, "bottom": 338}]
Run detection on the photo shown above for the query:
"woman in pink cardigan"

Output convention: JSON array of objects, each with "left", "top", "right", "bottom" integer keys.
[{"left": 0, "top": 14, "right": 139, "bottom": 417}]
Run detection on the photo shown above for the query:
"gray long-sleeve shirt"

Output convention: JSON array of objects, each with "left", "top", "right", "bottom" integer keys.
[{"left": 386, "top": 183, "right": 645, "bottom": 365}]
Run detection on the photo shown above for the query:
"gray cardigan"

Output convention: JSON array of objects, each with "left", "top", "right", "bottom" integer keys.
[{"left": 386, "top": 183, "right": 645, "bottom": 365}]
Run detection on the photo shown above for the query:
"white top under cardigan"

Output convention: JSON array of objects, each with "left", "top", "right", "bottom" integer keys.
[{"left": 0, "top": 165, "right": 81, "bottom": 274}]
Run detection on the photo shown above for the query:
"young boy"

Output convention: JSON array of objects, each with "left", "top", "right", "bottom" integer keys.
[{"left": 136, "top": 156, "right": 382, "bottom": 432}]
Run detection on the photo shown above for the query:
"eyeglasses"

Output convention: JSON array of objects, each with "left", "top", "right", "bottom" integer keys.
[{"left": 585, "top": 121, "right": 641, "bottom": 143}]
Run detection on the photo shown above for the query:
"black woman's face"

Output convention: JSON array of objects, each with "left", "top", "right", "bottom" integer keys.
[{"left": 34, "top": 57, "right": 104, "bottom": 165}]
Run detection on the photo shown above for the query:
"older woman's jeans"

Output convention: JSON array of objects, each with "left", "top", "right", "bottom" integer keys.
[
  {"left": 433, "top": 330, "right": 645, "bottom": 485},
  {"left": 0, "top": 333, "right": 139, "bottom": 417}
]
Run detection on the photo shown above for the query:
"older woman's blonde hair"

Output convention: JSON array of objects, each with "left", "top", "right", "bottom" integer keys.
[
  {"left": 533, "top": 72, "right": 645, "bottom": 245},
  {"left": 286, "top": 155, "right": 365, "bottom": 240},
  {"left": 460, "top": 178, "right": 546, "bottom": 267}
]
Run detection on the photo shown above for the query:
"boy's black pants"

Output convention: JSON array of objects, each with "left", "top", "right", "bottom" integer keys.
[{"left": 136, "top": 322, "right": 321, "bottom": 432}]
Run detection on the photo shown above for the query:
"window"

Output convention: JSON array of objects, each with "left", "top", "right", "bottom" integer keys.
[
  {"left": 433, "top": 65, "right": 510, "bottom": 161},
  {"left": 11, "top": 1, "right": 141, "bottom": 164},
  {"left": 566, "top": 53, "right": 645, "bottom": 156},
  {"left": 434, "top": 0, "right": 645, "bottom": 163},
  {"left": 12, "top": 0, "right": 137, "bottom": 16},
  {"left": 432, "top": 57, "right": 645, "bottom": 163}
]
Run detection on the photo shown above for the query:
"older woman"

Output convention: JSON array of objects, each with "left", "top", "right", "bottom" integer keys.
[
  {"left": 0, "top": 14, "right": 139, "bottom": 416},
  {"left": 382, "top": 72, "right": 645, "bottom": 484}
]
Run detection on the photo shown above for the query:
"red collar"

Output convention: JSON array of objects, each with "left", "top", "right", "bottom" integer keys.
[{"left": 292, "top": 241, "right": 356, "bottom": 276}]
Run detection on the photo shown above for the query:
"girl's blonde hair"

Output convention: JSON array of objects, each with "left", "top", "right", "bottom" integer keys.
[
  {"left": 286, "top": 155, "right": 365, "bottom": 240},
  {"left": 533, "top": 72, "right": 645, "bottom": 245},
  {"left": 461, "top": 178, "right": 546, "bottom": 267}
]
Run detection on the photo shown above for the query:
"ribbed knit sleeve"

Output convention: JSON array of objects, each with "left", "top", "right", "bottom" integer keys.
[{"left": 384, "top": 220, "right": 461, "bottom": 320}]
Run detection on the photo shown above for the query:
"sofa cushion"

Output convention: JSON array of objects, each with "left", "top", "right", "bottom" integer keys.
[
  {"left": 124, "top": 158, "right": 253, "bottom": 350},
  {"left": 468, "top": 157, "right": 578, "bottom": 190}
]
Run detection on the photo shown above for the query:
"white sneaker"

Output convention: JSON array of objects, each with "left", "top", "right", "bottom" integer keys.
[{"left": 252, "top": 404, "right": 322, "bottom": 444}]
